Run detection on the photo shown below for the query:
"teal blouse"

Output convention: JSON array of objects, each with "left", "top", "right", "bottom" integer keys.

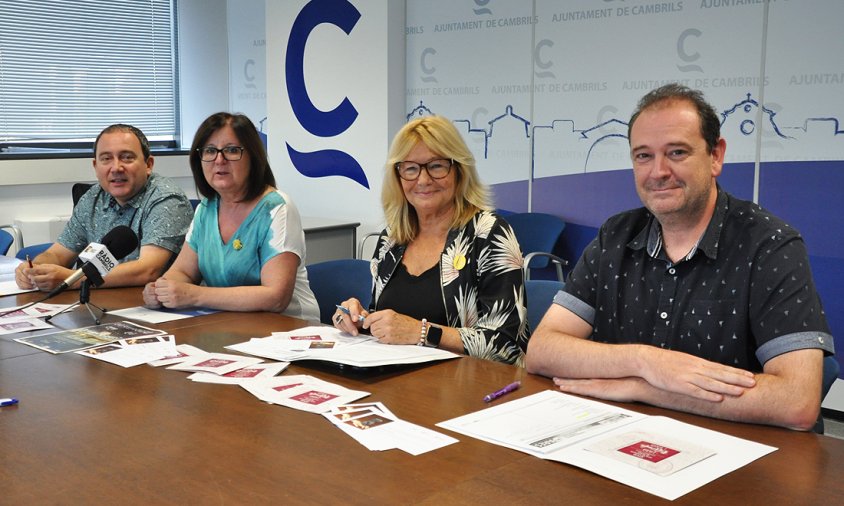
[{"left": 186, "top": 190, "right": 319, "bottom": 321}]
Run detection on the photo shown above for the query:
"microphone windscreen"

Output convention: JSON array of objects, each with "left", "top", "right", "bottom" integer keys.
[{"left": 100, "top": 225, "right": 139, "bottom": 260}]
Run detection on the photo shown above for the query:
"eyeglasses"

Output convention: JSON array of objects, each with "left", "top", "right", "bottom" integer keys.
[
  {"left": 198, "top": 146, "right": 245, "bottom": 162},
  {"left": 395, "top": 158, "right": 453, "bottom": 181}
]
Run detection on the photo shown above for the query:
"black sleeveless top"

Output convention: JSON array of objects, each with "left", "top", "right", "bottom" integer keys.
[{"left": 377, "top": 261, "right": 447, "bottom": 325}]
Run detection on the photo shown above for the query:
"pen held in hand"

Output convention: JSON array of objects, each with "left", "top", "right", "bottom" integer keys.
[
  {"left": 335, "top": 304, "right": 365, "bottom": 322},
  {"left": 483, "top": 381, "right": 521, "bottom": 403},
  {"left": 26, "top": 254, "right": 33, "bottom": 268}
]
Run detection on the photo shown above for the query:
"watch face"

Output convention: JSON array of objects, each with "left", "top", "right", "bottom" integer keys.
[{"left": 426, "top": 325, "right": 443, "bottom": 347}]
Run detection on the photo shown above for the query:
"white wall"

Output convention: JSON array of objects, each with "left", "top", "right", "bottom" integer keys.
[
  {"left": 178, "top": 0, "right": 231, "bottom": 146},
  {"left": 227, "top": 0, "right": 267, "bottom": 129}
]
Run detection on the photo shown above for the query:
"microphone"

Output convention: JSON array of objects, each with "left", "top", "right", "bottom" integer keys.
[{"left": 46, "top": 225, "right": 139, "bottom": 297}]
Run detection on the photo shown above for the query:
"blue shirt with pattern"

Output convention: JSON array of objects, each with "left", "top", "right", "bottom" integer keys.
[{"left": 58, "top": 173, "right": 192, "bottom": 261}]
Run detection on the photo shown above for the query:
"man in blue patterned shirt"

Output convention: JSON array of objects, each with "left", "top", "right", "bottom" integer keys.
[
  {"left": 16, "top": 124, "right": 193, "bottom": 292},
  {"left": 526, "top": 84, "right": 834, "bottom": 430}
]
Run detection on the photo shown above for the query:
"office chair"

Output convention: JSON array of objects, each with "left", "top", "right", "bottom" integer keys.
[
  {"left": 815, "top": 355, "right": 841, "bottom": 434},
  {"left": 524, "top": 279, "right": 565, "bottom": 332},
  {"left": 307, "top": 259, "right": 372, "bottom": 325},
  {"left": 72, "top": 182, "right": 94, "bottom": 207},
  {"left": 16, "top": 242, "right": 52, "bottom": 261},
  {"left": 0, "top": 224, "right": 23, "bottom": 256},
  {"left": 507, "top": 212, "right": 568, "bottom": 281},
  {"left": 357, "top": 232, "right": 382, "bottom": 260}
]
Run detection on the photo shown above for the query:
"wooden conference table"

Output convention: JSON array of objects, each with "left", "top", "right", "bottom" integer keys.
[{"left": 1, "top": 288, "right": 843, "bottom": 505}]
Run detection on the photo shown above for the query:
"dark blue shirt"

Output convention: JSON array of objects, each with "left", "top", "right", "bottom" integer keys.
[{"left": 555, "top": 188, "right": 834, "bottom": 371}]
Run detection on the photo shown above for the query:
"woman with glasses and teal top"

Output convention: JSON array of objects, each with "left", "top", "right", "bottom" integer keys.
[
  {"left": 333, "top": 115, "right": 529, "bottom": 365},
  {"left": 142, "top": 112, "right": 319, "bottom": 320}
]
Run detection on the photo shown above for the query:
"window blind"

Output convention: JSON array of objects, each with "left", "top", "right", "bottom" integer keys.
[{"left": 0, "top": 0, "right": 177, "bottom": 146}]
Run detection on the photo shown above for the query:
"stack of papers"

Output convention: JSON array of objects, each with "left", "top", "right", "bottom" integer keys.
[
  {"left": 240, "top": 374, "right": 370, "bottom": 413},
  {"left": 0, "top": 257, "right": 35, "bottom": 296},
  {"left": 437, "top": 390, "right": 777, "bottom": 500},
  {"left": 77, "top": 334, "right": 178, "bottom": 368},
  {"left": 0, "top": 302, "right": 73, "bottom": 335},
  {"left": 227, "top": 325, "right": 459, "bottom": 368},
  {"left": 323, "top": 402, "right": 458, "bottom": 455},
  {"left": 15, "top": 321, "right": 165, "bottom": 354}
]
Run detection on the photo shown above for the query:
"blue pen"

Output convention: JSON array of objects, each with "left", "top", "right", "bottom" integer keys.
[
  {"left": 335, "top": 304, "right": 365, "bottom": 322},
  {"left": 0, "top": 397, "right": 19, "bottom": 407}
]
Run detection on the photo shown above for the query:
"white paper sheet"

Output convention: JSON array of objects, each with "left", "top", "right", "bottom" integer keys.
[
  {"left": 227, "top": 325, "right": 459, "bottom": 367},
  {"left": 167, "top": 352, "right": 263, "bottom": 375},
  {"left": 109, "top": 305, "right": 219, "bottom": 324},
  {"left": 240, "top": 374, "right": 370, "bottom": 413},
  {"left": 188, "top": 361, "right": 289, "bottom": 384},
  {"left": 438, "top": 390, "right": 776, "bottom": 501}
]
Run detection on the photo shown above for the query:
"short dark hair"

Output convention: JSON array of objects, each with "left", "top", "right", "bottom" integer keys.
[
  {"left": 94, "top": 124, "right": 151, "bottom": 160},
  {"left": 189, "top": 112, "right": 276, "bottom": 202},
  {"left": 628, "top": 83, "right": 721, "bottom": 153}
]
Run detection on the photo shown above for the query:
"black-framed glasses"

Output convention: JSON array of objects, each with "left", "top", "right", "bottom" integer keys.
[
  {"left": 395, "top": 158, "right": 453, "bottom": 181},
  {"left": 198, "top": 146, "right": 245, "bottom": 162}
]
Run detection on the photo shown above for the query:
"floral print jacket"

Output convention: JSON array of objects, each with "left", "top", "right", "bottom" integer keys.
[{"left": 370, "top": 210, "right": 529, "bottom": 365}]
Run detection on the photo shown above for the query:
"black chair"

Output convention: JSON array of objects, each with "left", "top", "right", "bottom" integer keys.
[
  {"left": 72, "top": 182, "right": 94, "bottom": 207},
  {"left": 507, "top": 212, "right": 568, "bottom": 281},
  {"left": 524, "top": 279, "right": 565, "bottom": 332},
  {"left": 307, "top": 259, "right": 372, "bottom": 325}
]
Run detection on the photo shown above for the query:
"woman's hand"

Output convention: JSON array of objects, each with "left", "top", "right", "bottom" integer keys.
[
  {"left": 147, "top": 278, "right": 197, "bottom": 309},
  {"left": 333, "top": 297, "right": 368, "bottom": 336},
  {"left": 142, "top": 281, "right": 162, "bottom": 308},
  {"left": 364, "top": 310, "right": 421, "bottom": 345}
]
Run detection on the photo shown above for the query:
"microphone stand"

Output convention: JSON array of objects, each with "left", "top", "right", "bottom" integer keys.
[{"left": 45, "top": 279, "right": 107, "bottom": 325}]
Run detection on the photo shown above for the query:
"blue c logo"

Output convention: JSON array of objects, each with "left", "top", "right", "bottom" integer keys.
[{"left": 285, "top": 0, "right": 369, "bottom": 188}]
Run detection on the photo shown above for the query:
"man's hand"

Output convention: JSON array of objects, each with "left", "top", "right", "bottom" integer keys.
[
  {"left": 636, "top": 346, "right": 756, "bottom": 402},
  {"left": 16, "top": 263, "right": 75, "bottom": 292},
  {"left": 554, "top": 377, "right": 648, "bottom": 403}
]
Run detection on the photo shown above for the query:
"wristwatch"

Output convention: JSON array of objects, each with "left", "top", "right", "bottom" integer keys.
[{"left": 424, "top": 324, "right": 442, "bottom": 348}]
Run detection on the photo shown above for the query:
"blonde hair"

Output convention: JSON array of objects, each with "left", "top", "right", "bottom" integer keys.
[{"left": 381, "top": 115, "right": 491, "bottom": 244}]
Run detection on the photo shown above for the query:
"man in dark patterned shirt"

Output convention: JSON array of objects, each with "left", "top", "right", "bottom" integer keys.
[
  {"left": 526, "top": 84, "right": 834, "bottom": 430},
  {"left": 15, "top": 124, "right": 193, "bottom": 292}
]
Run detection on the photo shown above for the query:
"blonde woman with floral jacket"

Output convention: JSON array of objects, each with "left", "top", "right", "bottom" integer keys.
[{"left": 334, "top": 115, "right": 529, "bottom": 365}]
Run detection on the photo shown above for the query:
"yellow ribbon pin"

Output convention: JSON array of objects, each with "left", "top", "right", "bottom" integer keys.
[{"left": 233, "top": 239, "right": 243, "bottom": 250}]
